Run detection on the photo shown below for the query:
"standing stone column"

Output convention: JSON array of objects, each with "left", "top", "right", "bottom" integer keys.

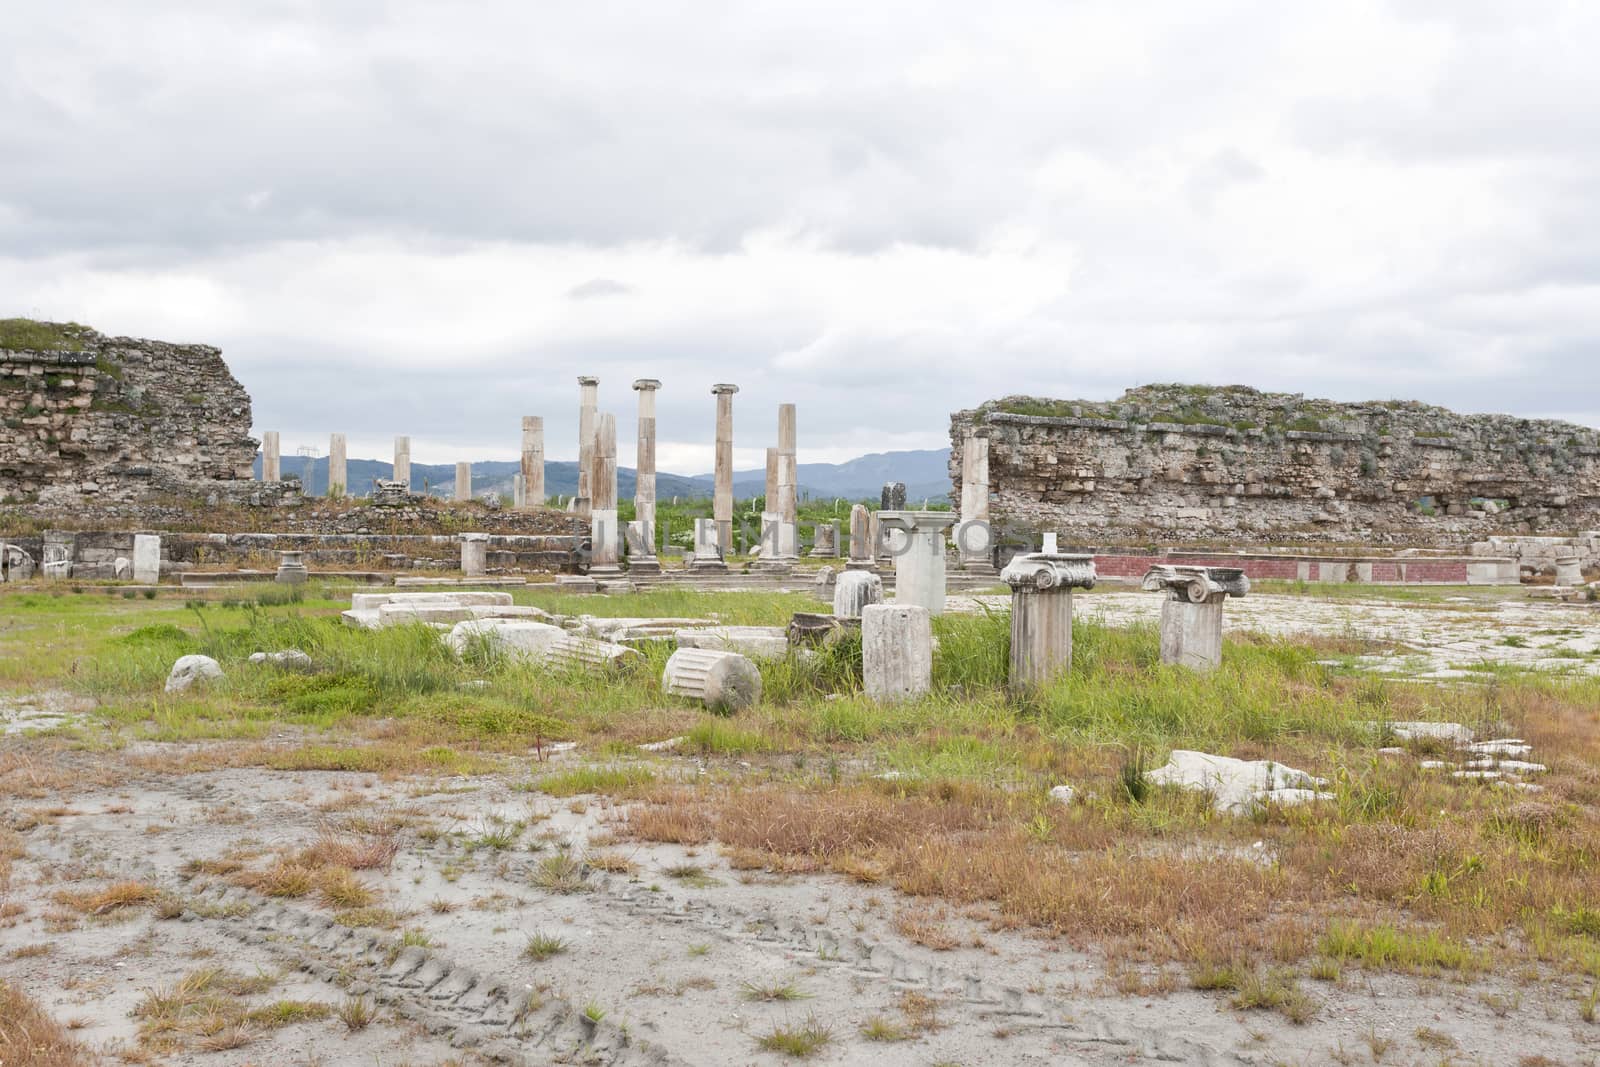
[
  {"left": 877, "top": 510, "right": 956, "bottom": 615},
  {"left": 631, "top": 380, "right": 661, "bottom": 572},
  {"left": 589, "top": 412, "right": 621, "bottom": 576},
  {"left": 1001, "top": 552, "right": 1097, "bottom": 695},
  {"left": 513, "top": 473, "right": 525, "bottom": 509},
  {"left": 776, "top": 403, "right": 799, "bottom": 559},
  {"left": 393, "top": 435, "right": 411, "bottom": 490},
  {"left": 328, "top": 433, "right": 348, "bottom": 498},
  {"left": 846, "top": 504, "right": 874, "bottom": 571},
  {"left": 760, "top": 447, "right": 779, "bottom": 556},
  {"left": 261, "top": 431, "right": 280, "bottom": 481},
  {"left": 1555, "top": 552, "right": 1584, "bottom": 587},
  {"left": 956, "top": 431, "right": 993, "bottom": 572},
  {"left": 461, "top": 533, "right": 488, "bottom": 577},
  {"left": 833, "top": 570, "right": 883, "bottom": 618},
  {"left": 520, "top": 416, "right": 545, "bottom": 510},
  {"left": 576, "top": 377, "right": 599, "bottom": 517},
  {"left": 862, "top": 604, "right": 932, "bottom": 702},
  {"left": 712, "top": 384, "right": 739, "bottom": 554},
  {"left": 454, "top": 462, "right": 472, "bottom": 502},
  {"left": 1141, "top": 565, "right": 1249, "bottom": 671}
]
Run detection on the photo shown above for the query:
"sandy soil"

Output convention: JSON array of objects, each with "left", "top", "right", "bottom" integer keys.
[{"left": 5, "top": 744, "right": 1595, "bottom": 1066}]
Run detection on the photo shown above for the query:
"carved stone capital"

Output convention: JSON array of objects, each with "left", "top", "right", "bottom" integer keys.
[
  {"left": 1141, "top": 564, "right": 1249, "bottom": 603},
  {"left": 1000, "top": 552, "right": 1097, "bottom": 593}
]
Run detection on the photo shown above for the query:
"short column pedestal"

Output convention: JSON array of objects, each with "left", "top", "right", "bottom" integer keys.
[
  {"left": 461, "top": 533, "right": 489, "bottom": 578},
  {"left": 275, "top": 550, "right": 309, "bottom": 585},
  {"left": 1000, "top": 553, "right": 1097, "bottom": 695},
  {"left": 877, "top": 511, "right": 955, "bottom": 615},
  {"left": 862, "top": 604, "right": 931, "bottom": 703},
  {"left": 1143, "top": 565, "right": 1249, "bottom": 672}
]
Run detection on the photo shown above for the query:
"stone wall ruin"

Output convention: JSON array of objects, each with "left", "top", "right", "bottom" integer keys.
[
  {"left": 1, "top": 320, "right": 258, "bottom": 506},
  {"left": 951, "top": 384, "right": 1600, "bottom": 547}
]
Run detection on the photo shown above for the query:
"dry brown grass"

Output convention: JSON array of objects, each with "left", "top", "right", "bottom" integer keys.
[
  {"left": 53, "top": 880, "right": 161, "bottom": 916},
  {"left": 295, "top": 828, "right": 400, "bottom": 872},
  {"left": 0, "top": 981, "right": 93, "bottom": 1066}
]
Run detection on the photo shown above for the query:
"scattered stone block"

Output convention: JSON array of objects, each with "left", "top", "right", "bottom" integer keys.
[
  {"left": 166, "top": 655, "right": 224, "bottom": 693},
  {"left": 1144, "top": 750, "right": 1332, "bottom": 815},
  {"left": 461, "top": 533, "right": 488, "bottom": 577},
  {"left": 248, "top": 649, "right": 313, "bottom": 670},
  {"left": 862, "top": 604, "right": 931, "bottom": 703},
  {"left": 675, "top": 625, "right": 790, "bottom": 660},
  {"left": 132, "top": 533, "right": 161, "bottom": 584},
  {"left": 663, "top": 647, "right": 762, "bottom": 713}
]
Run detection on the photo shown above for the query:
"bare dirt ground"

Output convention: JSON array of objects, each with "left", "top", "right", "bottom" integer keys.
[{"left": 5, "top": 741, "right": 1595, "bottom": 1067}]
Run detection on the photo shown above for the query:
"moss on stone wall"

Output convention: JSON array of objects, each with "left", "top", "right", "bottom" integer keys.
[{"left": 0, "top": 318, "right": 88, "bottom": 352}]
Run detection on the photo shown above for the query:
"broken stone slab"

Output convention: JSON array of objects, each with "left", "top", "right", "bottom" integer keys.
[
  {"left": 862, "top": 604, "right": 932, "bottom": 703},
  {"left": 247, "top": 649, "right": 313, "bottom": 670},
  {"left": 1465, "top": 758, "right": 1546, "bottom": 774},
  {"left": 1144, "top": 750, "right": 1333, "bottom": 815},
  {"left": 376, "top": 602, "right": 477, "bottom": 626},
  {"left": 351, "top": 592, "right": 514, "bottom": 611},
  {"left": 674, "top": 626, "right": 791, "bottom": 660},
  {"left": 445, "top": 619, "right": 566, "bottom": 660},
  {"left": 1468, "top": 738, "right": 1531, "bottom": 757},
  {"left": 165, "top": 655, "right": 224, "bottom": 694},
  {"left": 445, "top": 620, "right": 640, "bottom": 673},
  {"left": 787, "top": 612, "right": 854, "bottom": 648},
  {"left": 578, "top": 617, "right": 717, "bottom": 642},
  {"left": 1370, "top": 721, "right": 1476, "bottom": 746},
  {"left": 662, "top": 647, "right": 763, "bottom": 714}
]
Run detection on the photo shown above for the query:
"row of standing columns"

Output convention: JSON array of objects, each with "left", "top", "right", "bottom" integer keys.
[{"left": 253, "top": 376, "right": 837, "bottom": 574}]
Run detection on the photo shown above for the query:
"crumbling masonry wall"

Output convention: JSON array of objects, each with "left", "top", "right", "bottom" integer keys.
[
  {"left": 0, "top": 322, "right": 258, "bottom": 506},
  {"left": 951, "top": 385, "right": 1600, "bottom": 547}
]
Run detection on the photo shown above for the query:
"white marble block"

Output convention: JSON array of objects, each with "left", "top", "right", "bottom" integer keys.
[{"left": 862, "top": 604, "right": 931, "bottom": 702}]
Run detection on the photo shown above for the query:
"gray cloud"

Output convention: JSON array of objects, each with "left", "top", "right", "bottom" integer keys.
[{"left": 3, "top": 0, "right": 1600, "bottom": 465}]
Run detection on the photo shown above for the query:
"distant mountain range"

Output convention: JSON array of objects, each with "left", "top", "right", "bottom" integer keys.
[{"left": 253, "top": 448, "right": 954, "bottom": 504}]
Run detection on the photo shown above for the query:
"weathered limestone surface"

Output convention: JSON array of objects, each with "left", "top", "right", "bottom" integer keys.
[
  {"left": 131, "top": 533, "right": 161, "bottom": 584},
  {"left": 951, "top": 384, "right": 1600, "bottom": 545},
  {"left": 833, "top": 570, "right": 883, "bottom": 618},
  {"left": 576, "top": 376, "right": 598, "bottom": 516},
  {"left": 461, "top": 532, "right": 488, "bottom": 577},
  {"left": 165, "top": 655, "right": 223, "bottom": 693},
  {"left": 590, "top": 412, "right": 620, "bottom": 574},
  {"left": 712, "top": 384, "right": 738, "bottom": 553},
  {"left": 862, "top": 604, "right": 932, "bottom": 702},
  {"left": 454, "top": 462, "right": 472, "bottom": 503},
  {"left": 0, "top": 322, "right": 257, "bottom": 506},
  {"left": 878, "top": 511, "right": 954, "bottom": 615},
  {"left": 632, "top": 381, "right": 659, "bottom": 560},
  {"left": 275, "top": 550, "right": 308, "bottom": 584},
  {"left": 663, "top": 647, "right": 763, "bottom": 713},
  {"left": 1000, "top": 552, "right": 1096, "bottom": 693},
  {"left": 328, "top": 434, "right": 348, "bottom": 498},
  {"left": 1142, "top": 564, "right": 1249, "bottom": 671},
  {"left": 261, "top": 431, "right": 280, "bottom": 482},
  {"left": 393, "top": 436, "right": 411, "bottom": 490},
  {"left": 846, "top": 504, "right": 874, "bottom": 570},
  {"left": 674, "top": 625, "right": 790, "bottom": 660},
  {"left": 520, "top": 416, "right": 544, "bottom": 510}
]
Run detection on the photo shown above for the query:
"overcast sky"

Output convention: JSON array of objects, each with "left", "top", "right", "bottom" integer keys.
[{"left": 4, "top": 2, "right": 1598, "bottom": 472}]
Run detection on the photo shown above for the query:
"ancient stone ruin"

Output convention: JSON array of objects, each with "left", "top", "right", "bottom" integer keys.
[
  {"left": 951, "top": 384, "right": 1600, "bottom": 547},
  {"left": 1, "top": 320, "right": 259, "bottom": 506}
]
